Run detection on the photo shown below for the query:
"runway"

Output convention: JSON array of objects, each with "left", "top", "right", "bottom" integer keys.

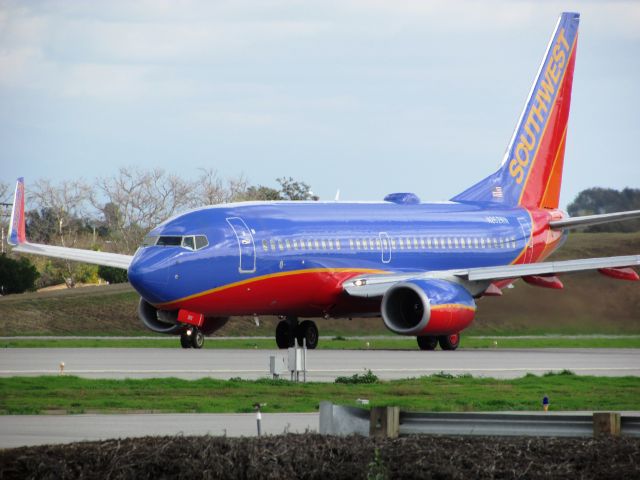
[{"left": 1, "top": 348, "right": 638, "bottom": 381}]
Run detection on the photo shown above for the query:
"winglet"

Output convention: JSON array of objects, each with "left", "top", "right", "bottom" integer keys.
[{"left": 8, "top": 177, "right": 26, "bottom": 246}]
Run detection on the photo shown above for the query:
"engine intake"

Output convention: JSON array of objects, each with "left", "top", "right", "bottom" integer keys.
[
  {"left": 381, "top": 279, "right": 476, "bottom": 336},
  {"left": 138, "top": 298, "right": 183, "bottom": 334}
]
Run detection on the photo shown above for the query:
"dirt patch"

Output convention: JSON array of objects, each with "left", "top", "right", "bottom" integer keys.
[{"left": 1, "top": 434, "right": 638, "bottom": 479}]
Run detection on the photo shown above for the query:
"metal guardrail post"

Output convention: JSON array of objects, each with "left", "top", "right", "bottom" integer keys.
[
  {"left": 370, "top": 406, "right": 400, "bottom": 438},
  {"left": 593, "top": 412, "right": 621, "bottom": 437}
]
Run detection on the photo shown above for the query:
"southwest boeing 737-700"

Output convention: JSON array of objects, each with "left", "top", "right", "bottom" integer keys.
[{"left": 8, "top": 12, "right": 640, "bottom": 350}]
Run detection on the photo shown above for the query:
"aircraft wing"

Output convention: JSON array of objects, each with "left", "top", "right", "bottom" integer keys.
[
  {"left": 7, "top": 178, "right": 133, "bottom": 270},
  {"left": 344, "top": 254, "right": 640, "bottom": 298}
]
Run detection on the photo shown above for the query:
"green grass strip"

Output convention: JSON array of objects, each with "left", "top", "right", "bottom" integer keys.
[
  {"left": 1, "top": 372, "right": 639, "bottom": 415},
  {"left": 2, "top": 336, "right": 640, "bottom": 349}
]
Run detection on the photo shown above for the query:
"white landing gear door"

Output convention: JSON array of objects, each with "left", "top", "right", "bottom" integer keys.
[{"left": 226, "top": 217, "right": 257, "bottom": 273}]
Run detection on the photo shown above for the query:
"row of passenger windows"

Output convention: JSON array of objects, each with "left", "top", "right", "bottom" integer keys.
[{"left": 261, "top": 236, "right": 517, "bottom": 253}]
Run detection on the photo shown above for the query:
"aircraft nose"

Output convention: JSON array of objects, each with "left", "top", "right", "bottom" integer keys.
[{"left": 128, "top": 248, "right": 176, "bottom": 304}]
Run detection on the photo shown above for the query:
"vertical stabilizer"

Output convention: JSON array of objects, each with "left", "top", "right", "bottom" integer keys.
[{"left": 452, "top": 12, "right": 579, "bottom": 208}]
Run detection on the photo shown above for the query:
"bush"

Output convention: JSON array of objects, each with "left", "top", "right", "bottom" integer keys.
[
  {"left": 0, "top": 255, "right": 40, "bottom": 295},
  {"left": 98, "top": 265, "right": 128, "bottom": 284},
  {"left": 335, "top": 369, "right": 379, "bottom": 384}
]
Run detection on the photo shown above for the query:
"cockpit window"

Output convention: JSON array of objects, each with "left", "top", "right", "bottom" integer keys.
[
  {"left": 195, "top": 235, "right": 209, "bottom": 250},
  {"left": 146, "top": 235, "right": 209, "bottom": 251},
  {"left": 182, "top": 236, "right": 195, "bottom": 250},
  {"left": 156, "top": 236, "right": 183, "bottom": 247},
  {"left": 142, "top": 235, "right": 158, "bottom": 247}
]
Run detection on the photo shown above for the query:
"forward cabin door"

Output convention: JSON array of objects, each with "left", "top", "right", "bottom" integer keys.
[{"left": 226, "top": 217, "right": 257, "bottom": 273}]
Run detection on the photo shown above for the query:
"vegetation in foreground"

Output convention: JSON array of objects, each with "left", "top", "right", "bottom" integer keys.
[
  {"left": 3, "top": 335, "right": 640, "bottom": 350},
  {"left": 1, "top": 372, "right": 639, "bottom": 415},
  {"left": 1, "top": 434, "right": 639, "bottom": 480}
]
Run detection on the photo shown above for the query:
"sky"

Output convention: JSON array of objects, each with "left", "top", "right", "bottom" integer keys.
[{"left": 1, "top": 0, "right": 639, "bottom": 208}]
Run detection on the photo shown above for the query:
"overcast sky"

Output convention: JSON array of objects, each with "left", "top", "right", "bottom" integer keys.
[{"left": 1, "top": 0, "right": 639, "bottom": 207}]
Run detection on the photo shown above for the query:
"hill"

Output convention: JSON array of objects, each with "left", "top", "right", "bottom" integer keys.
[{"left": 1, "top": 233, "right": 638, "bottom": 336}]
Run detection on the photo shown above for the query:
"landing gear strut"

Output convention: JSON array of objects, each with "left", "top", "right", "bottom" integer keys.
[
  {"left": 180, "top": 327, "right": 205, "bottom": 349},
  {"left": 275, "top": 317, "right": 318, "bottom": 349}
]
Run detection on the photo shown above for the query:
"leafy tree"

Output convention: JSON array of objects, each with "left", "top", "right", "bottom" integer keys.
[
  {"left": 567, "top": 187, "right": 640, "bottom": 232},
  {"left": 0, "top": 255, "right": 40, "bottom": 295},
  {"left": 277, "top": 177, "right": 319, "bottom": 200},
  {"left": 98, "top": 265, "right": 128, "bottom": 284}
]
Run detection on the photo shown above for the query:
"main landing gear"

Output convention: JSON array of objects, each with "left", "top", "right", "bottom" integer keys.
[
  {"left": 417, "top": 333, "right": 461, "bottom": 351},
  {"left": 180, "top": 326, "right": 205, "bottom": 349},
  {"left": 275, "top": 316, "right": 319, "bottom": 349}
]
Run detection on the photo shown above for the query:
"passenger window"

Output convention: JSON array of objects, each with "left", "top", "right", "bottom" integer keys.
[
  {"left": 405, "top": 238, "right": 412, "bottom": 249},
  {"left": 181, "top": 236, "right": 195, "bottom": 250},
  {"left": 453, "top": 238, "right": 459, "bottom": 248},
  {"left": 376, "top": 238, "right": 381, "bottom": 249},
  {"left": 391, "top": 239, "right": 397, "bottom": 249},
  {"left": 349, "top": 239, "right": 354, "bottom": 249},
  {"left": 420, "top": 238, "right": 425, "bottom": 248},
  {"left": 474, "top": 238, "right": 479, "bottom": 248},
  {"left": 321, "top": 239, "right": 327, "bottom": 250},
  {"left": 460, "top": 238, "right": 465, "bottom": 248},
  {"left": 270, "top": 239, "right": 276, "bottom": 251},
  {"left": 308, "top": 240, "right": 313, "bottom": 249},
  {"left": 278, "top": 240, "right": 285, "bottom": 251},
  {"left": 398, "top": 238, "right": 404, "bottom": 249},
  {"left": 293, "top": 239, "right": 299, "bottom": 250},
  {"left": 336, "top": 239, "right": 341, "bottom": 250},
  {"left": 447, "top": 238, "right": 452, "bottom": 248},
  {"left": 355, "top": 239, "right": 361, "bottom": 249},
  {"left": 262, "top": 239, "right": 269, "bottom": 251},
  {"left": 285, "top": 239, "right": 291, "bottom": 250}
]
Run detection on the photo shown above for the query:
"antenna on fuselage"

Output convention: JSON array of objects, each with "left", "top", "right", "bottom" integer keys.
[{"left": 334, "top": 189, "right": 340, "bottom": 201}]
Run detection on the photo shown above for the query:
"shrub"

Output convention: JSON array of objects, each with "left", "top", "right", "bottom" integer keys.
[{"left": 0, "top": 255, "right": 40, "bottom": 294}]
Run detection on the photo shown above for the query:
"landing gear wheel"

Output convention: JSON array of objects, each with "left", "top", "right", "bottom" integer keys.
[
  {"left": 417, "top": 336, "right": 438, "bottom": 351},
  {"left": 180, "top": 333, "right": 192, "bottom": 349},
  {"left": 297, "top": 320, "right": 319, "bottom": 349},
  {"left": 438, "top": 333, "right": 460, "bottom": 351},
  {"left": 191, "top": 329, "right": 205, "bottom": 349},
  {"left": 276, "top": 320, "right": 293, "bottom": 349}
]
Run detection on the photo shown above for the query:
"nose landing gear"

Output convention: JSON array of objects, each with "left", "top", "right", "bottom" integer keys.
[{"left": 180, "top": 327, "right": 205, "bottom": 349}]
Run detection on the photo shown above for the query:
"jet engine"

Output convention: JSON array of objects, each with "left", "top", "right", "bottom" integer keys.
[
  {"left": 138, "top": 298, "right": 183, "bottom": 334},
  {"left": 138, "top": 298, "right": 229, "bottom": 335},
  {"left": 381, "top": 279, "right": 476, "bottom": 336}
]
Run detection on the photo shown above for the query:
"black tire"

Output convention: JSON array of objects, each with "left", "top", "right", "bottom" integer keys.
[
  {"left": 180, "top": 333, "right": 192, "bottom": 349},
  {"left": 275, "top": 321, "right": 291, "bottom": 349},
  {"left": 438, "top": 333, "right": 461, "bottom": 351},
  {"left": 191, "top": 329, "right": 205, "bottom": 349},
  {"left": 417, "top": 335, "right": 438, "bottom": 351},
  {"left": 297, "top": 320, "right": 319, "bottom": 349}
]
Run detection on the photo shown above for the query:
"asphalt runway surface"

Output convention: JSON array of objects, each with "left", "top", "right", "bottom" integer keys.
[
  {"left": 1, "top": 348, "right": 639, "bottom": 381},
  {"left": 0, "top": 413, "right": 318, "bottom": 449}
]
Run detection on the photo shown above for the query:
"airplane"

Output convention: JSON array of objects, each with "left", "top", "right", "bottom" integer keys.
[{"left": 7, "top": 12, "right": 640, "bottom": 350}]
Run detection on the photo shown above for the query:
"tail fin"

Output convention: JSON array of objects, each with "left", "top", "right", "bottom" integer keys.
[
  {"left": 452, "top": 12, "right": 580, "bottom": 209},
  {"left": 8, "top": 177, "right": 26, "bottom": 246}
]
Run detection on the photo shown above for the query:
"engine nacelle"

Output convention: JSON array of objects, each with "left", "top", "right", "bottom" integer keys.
[
  {"left": 381, "top": 279, "right": 476, "bottom": 336},
  {"left": 138, "top": 298, "right": 230, "bottom": 336},
  {"left": 138, "top": 298, "right": 183, "bottom": 334}
]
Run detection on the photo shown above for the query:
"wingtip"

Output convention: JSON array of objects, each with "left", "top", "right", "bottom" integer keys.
[{"left": 7, "top": 177, "right": 26, "bottom": 246}]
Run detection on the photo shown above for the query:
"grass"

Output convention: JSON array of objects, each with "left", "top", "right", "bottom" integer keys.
[
  {"left": 2, "top": 336, "right": 640, "bottom": 349},
  {"left": 1, "top": 372, "right": 639, "bottom": 415}
]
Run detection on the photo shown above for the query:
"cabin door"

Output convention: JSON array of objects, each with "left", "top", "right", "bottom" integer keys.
[
  {"left": 226, "top": 217, "right": 257, "bottom": 273},
  {"left": 379, "top": 232, "right": 391, "bottom": 264}
]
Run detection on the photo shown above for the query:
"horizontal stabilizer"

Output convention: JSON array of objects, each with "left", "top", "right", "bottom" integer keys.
[{"left": 550, "top": 210, "right": 640, "bottom": 230}]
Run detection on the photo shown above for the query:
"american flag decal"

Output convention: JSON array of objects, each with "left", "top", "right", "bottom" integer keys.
[{"left": 492, "top": 186, "right": 503, "bottom": 199}]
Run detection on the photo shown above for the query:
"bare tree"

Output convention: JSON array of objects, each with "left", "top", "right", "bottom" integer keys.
[
  {"left": 29, "top": 178, "right": 93, "bottom": 287},
  {"left": 94, "top": 167, "right": 193, "bottom": 253},
  {"left": 0, "top": 181, "right": 11, "bottom": 254},
  {"left": 190, "top": 168, "right": 250, "bottom": 206}
]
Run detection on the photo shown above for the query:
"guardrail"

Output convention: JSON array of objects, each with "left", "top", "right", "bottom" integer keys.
[{"left": 319, "top": 402, "right": 640, "bottom": 438}]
